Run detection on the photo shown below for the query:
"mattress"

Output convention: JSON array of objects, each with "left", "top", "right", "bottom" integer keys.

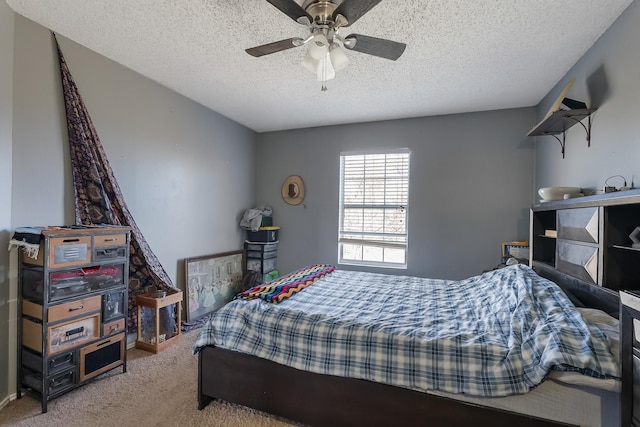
[
  {"left": 194, "top": 265, "right": 619, "bottom": 397},
  {"left": 429, "top": 377, "right": 619, "bottom": 427}
]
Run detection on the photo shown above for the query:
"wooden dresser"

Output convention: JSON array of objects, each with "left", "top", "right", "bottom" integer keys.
[{"left": 16, "top": 225, "right": 131, "bottom": 413}]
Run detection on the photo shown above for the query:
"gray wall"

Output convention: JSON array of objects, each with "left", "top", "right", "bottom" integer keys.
[
  {"left": 0, "top": 0, "right": 15, "bottom": 409},
  {"left": 3, "top": 15, "right": 257, "bottom": 400},
  {"left": 257, "top": 108, "right": 536, "bottom": 280},
  {"left": 12, "top": 17, "right": 257, "bottom": 282},
  {"left": 534, "top": 1, "right": 640, "bottom": 193}
]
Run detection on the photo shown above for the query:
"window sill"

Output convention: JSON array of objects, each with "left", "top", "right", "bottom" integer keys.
[{"left": 338, "top": 260, "right": 407, "bottom": 270}]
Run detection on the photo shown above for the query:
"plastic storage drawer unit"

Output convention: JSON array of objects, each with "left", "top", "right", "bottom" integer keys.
[{"left": 245, "top": 226, "right": 280, "bottom": 243}]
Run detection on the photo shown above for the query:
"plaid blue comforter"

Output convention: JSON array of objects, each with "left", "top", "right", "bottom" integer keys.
[{"left": 193, "top": 264, "right": 619, "bottom": 397}]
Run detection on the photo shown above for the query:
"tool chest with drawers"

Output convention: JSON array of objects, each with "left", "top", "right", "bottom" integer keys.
[{"left": 15, "top": 225, "right": 131, "bottom": 413}]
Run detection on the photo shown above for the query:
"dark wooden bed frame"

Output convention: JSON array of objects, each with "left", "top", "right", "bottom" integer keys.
[
  {"left": 197, "top": 263, "right": 623, "bottom": 427},
  {"left": 619, "top": 290, "right": 640, "bottom": 427}
]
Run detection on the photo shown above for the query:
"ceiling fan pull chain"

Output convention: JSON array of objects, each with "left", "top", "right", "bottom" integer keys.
[{"left": 321, "top": 55, "right": 328, "bottom": 91}]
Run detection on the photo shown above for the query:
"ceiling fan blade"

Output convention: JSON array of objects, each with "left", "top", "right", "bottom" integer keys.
[
  {"left": 332, "top": 0, "right": 383, "bottom": 26},
  {"left": 344, "top": 34, "right": 406, "bottom": 60},
  {"left": 246, "top": 38, "right": 304, "bottom": 57},
  {"left": 266, "top": 0, "right": 312, "bottom": 24}
]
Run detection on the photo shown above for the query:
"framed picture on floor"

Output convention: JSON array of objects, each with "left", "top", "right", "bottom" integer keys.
[{"left": 184, "top": 250, "right": 245, "bottom": 322}]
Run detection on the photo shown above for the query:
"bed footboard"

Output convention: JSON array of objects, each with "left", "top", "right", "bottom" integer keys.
[{"left": 197, "top": 346, "right": 574, "bottom": 427}]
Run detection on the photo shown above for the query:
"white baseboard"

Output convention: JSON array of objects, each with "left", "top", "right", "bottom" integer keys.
[
  {"left": 126, "top": 332, "right": 136, "bottom": 349},
  {"left": 0, "top": 392, "right": 18, "bottom": 411}
]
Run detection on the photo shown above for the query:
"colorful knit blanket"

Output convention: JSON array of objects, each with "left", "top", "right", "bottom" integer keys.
[{"left": 237, "top": 264, "right": 336, "bottom": 303}]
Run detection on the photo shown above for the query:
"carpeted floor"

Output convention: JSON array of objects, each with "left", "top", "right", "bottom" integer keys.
[{"left": 0, "top": 330, "right": 301, "bottom": 427}]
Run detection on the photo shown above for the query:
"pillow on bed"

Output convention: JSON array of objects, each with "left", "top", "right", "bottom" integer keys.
[
  {"left": 547, "top": 371, "right": 620, "bottom": 392},
  {"left": 575, "top": 307, "right": 620, "bottom": 364},
  {"left": 548, "top": 307, "right": 620, "bottom": 392}
]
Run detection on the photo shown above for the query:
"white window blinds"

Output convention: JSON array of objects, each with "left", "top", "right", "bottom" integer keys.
[{"left": 339, "top": 150, "right": 410, "bottom": 268}]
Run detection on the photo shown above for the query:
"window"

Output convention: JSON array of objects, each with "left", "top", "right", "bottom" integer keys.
[{"left": 339, "top": 150, "right": 410, "bottom": 268}]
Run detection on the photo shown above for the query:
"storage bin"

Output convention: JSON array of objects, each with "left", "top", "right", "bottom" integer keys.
[
  {"left": 245, "top": 242, "right": 278, "bottom": 252},
  {"left": 247, "top": 249, "right": 277, "bottom": 258},
  {"left": 102, "top": 290, "right": 126, "bottom": 323},
  {"left": 79, "top": 333, "right": 125, "bottom": 381},
  {"left": 23, "top": 367, "right": 76, "bottom": 396},
  {"left": 245, "top": 226, "right": 280, "bottom": 243},
  {"left": 136, "top": 289, "right": 182, "bottom": 353},
  {"left": 47, "top": 263, "right": 126, "bottom": 302},
  {"left": 263, "top": 270, "right": 279, "bottom": 282},
  {"left": 23, "top": 313, "right": 101, "bottom": 355},
  {"left": 247, "top": 257, "right": 277, "bottom": 274}
]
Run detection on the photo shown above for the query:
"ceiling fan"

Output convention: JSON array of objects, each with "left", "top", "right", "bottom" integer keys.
[{"left": 246, "top": 0, "right": 407, "bottom": 90}]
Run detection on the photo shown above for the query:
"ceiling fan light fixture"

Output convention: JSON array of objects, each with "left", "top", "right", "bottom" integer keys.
[
  {"left": 329, "top": 42, "right": 349, "bottom": 71},
  {"left": 301, "top": 49, "right": 319, "bottom": 73},
  {"left": 302, "top": 40, "right": 345, "bottom": 90},
  {"left": 308, "top": 33, "right": 329, "bottom": 60},
  {"left": 316, "top": 55, "right": 336, "bottom": 82}
]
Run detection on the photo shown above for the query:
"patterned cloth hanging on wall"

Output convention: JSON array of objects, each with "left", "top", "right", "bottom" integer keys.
[{"left": 54, "top": 34, "right": 175, "bottom": 333}]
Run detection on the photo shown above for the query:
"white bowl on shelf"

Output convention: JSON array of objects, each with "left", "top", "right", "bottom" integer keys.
[{"left": 538, "top": 186, "right": 582, "bottom": 202}]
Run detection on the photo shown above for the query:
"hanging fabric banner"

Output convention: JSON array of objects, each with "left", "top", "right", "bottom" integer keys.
[{"left": 54, "top": 34, "right": 175, "bottom": 332}]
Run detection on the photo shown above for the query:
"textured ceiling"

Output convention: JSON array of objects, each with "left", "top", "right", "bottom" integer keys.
[{"left": 6, "top": 0, "right": 634, "bottom": 132}]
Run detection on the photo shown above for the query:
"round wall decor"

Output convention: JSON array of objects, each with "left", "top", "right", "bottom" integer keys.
[{"left": 282, "top": 175, "right": 305, "bottom": 205}]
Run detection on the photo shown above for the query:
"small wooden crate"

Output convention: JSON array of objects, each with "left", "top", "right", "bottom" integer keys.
[{"left": 135, "top": 289, "right": 183, "bottom": 353}]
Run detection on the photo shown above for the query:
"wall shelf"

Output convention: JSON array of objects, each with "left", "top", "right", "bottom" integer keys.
[{"left": 527, "top": 107, "right": 596, "bottom": 158}]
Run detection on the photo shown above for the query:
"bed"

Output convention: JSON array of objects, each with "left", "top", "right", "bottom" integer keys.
[{"left": 193, "top": 263, "right": 623, "bottom": 427}]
